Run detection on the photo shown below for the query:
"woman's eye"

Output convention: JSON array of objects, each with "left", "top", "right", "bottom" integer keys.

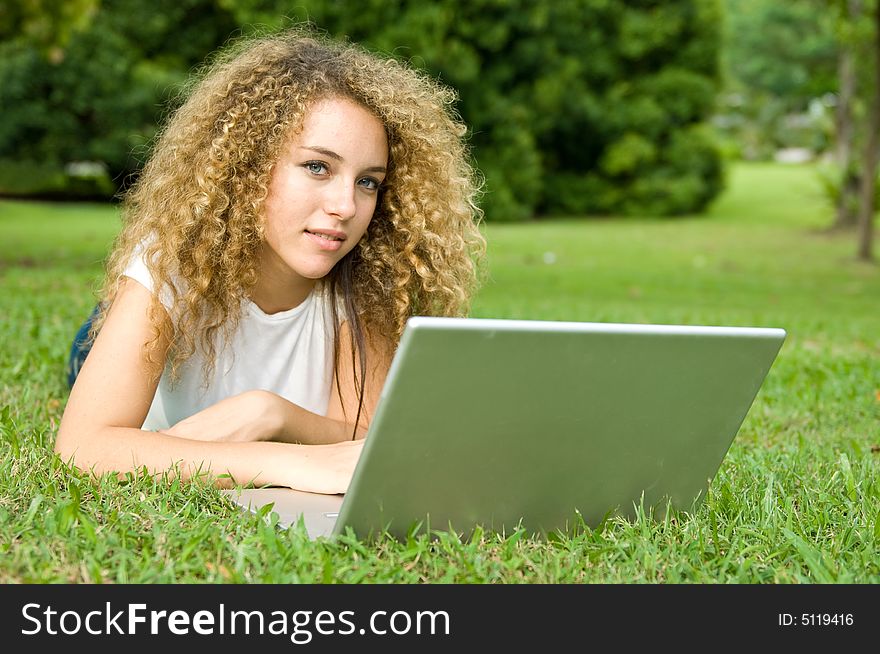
[
  {"left": 358, "top": 177, "right": 381, "bottom": 191},
  {"left": 304, "top": 161, "right": 328, "bottom": 175}
]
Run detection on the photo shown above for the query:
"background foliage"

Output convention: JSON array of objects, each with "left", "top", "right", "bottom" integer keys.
[
  {"left": 0, "top": 0, "right": 724, "bottom": 219},
  {"left": 0, "top": 0, "right": 238, "bottom": 198},
  {"left": 716, "top": 0, "right": 839, "bottom": 160}
]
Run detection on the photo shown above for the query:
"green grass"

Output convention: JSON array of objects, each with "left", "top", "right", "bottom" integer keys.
[{"left": 1, "top": 161, "right": 878, "bottom": 583}]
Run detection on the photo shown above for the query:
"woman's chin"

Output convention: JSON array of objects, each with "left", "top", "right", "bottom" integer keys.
[{"left": 294, "top": 262, "right": 338, "bottom": 281}]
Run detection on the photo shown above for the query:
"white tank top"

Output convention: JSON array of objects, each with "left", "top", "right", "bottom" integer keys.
[{"left": 123, "top": 251, "right": 337, "bottom": 431}]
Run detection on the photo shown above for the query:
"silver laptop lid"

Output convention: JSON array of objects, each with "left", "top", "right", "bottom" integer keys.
[{"left": 334, "top": 317, "right": 785, "bottom": 539}]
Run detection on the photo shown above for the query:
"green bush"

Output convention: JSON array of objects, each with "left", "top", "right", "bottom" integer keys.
[
  {"left": 0, "top": 159, "right": 115, "bottom": 198},
  {"left": 0, "top": 0, "right": 724, "bottom": 218},
  {"left": 0, "top": 0, "right": 238, "bottom": 199},
  {"left": 0, "top": 160, "right": 67, "bottom": 196},
  {"left": 229, "top": 0, "right": 725, "bottom": 219}
]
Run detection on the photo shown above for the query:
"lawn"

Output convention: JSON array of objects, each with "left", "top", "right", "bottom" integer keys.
[{"left": 0, "top": 161, "right": 878, "bottom": 583}]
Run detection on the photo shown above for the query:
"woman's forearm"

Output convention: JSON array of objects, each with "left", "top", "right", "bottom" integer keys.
[
  {"left": 56, "top": 423, "right": 363, "bottom": 494},
  {"left": 57, "top": 426, "right": 302, "bottom": 488},
  {"left": 154, "top": 390, "right": 366, "bottom": 445},
  {"left": 270, "top": 394, "right": 368, "bottom": 445}
]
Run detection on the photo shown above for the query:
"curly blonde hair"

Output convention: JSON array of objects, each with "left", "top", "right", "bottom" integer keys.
[{"left": 97, "top": 27, "right": 485, "bottom": 389}]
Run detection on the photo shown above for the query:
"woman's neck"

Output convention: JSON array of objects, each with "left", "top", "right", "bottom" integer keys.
[
  {"left": 250, "top": 280, "right": 315, "bottom": 314},
  {"left": 251, "top": 252, "right": 317, "bottom": 315}
]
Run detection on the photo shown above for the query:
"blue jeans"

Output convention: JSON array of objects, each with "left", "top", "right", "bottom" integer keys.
[{"left": 66, "top": 304, "right": 101, "bottom": 388}]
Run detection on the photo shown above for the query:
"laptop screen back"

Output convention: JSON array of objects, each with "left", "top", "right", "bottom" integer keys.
[{"left": 334, "top": 317, "right": 785, "bottom": 539}]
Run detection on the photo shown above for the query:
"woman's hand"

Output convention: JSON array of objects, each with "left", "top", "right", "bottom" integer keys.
[
  {"left": 277, "top": 439, "right": 366, "bottom": 495},
  {"left": 161, "top": 390, "right": 284, "bottom": 442}
]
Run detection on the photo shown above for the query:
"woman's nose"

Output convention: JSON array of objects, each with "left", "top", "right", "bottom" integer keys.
[{"left": 324, "top": 178, "right": 357, "bottom": 220}]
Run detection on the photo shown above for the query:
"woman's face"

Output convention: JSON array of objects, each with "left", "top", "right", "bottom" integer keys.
[{"left": 258, "top": 96, "right": 388, "bottom": 310}]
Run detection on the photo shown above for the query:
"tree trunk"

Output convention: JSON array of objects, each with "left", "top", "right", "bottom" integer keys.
[
  {"left": 834, "top": 2, "right": 859, "bottom": 229},
  {"left": 856, "top": 0, "right": 880, "bottom": 261}
]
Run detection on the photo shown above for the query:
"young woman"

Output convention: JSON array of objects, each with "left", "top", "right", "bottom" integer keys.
[{"left": 55, "top": 29, "right": 485, "bottom": 495}]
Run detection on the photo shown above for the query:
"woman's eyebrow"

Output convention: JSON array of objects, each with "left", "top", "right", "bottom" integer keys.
[
  {"left": 301, "top": 145, "right": 387, "bottom": 173},
  {"left": 303, "top": 145, "right": 343, "bottom": 161}
]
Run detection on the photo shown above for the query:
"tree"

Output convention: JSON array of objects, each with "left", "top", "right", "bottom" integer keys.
[
  {"left": 721, "top": 0, "right": 875, "bottom": 258},
  {"left": 856, "top": 0, "right": 879, "bottom": 260},
  {"left": 829, "top": 0, "right": 878, "bottom": 258},
  {"left": 833, "top": 0, "right": 862, "bottom": 230}
]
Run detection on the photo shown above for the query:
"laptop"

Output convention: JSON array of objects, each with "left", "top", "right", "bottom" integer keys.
[{"left": 223, "top": 317, "right": 785, "bottom": 540}]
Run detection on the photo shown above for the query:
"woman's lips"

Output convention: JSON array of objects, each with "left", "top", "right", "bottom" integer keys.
[{"left": 304, "top": 229, "right": 346, "bottom": 251}]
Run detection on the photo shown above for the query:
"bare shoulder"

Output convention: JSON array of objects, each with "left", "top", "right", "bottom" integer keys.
[
  {"left": 56, "top": 278, "right": 171, "bottom": 453},
  {"left": 93, "top": 277, "right": 170, "bottom": 365}
]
